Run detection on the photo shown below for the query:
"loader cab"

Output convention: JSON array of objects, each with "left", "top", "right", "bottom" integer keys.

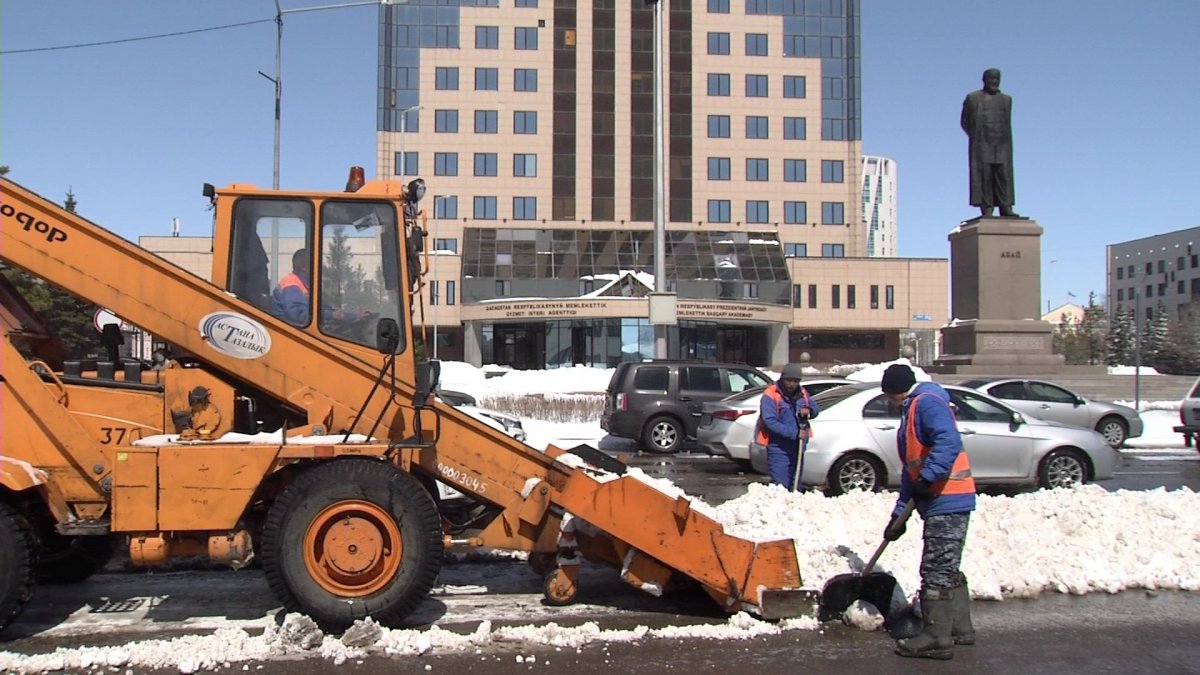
[{"left": 213, "top": 176, "right": 416, "bottom": 355}]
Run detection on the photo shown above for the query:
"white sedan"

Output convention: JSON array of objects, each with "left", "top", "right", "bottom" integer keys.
[{"left": 748, "top": 383, "right": 1119, "bottom": 494}]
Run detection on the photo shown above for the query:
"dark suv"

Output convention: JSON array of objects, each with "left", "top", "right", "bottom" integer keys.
[{"left": 601, "top": 361, "right": 772, "bottom": 453}]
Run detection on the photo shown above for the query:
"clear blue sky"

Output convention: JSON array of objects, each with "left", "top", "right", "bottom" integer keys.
[{"left": 4, "top": 1, "right": 1198, "bottom": 314}]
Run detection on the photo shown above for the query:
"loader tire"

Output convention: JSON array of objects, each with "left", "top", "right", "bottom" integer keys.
[
  {"left": 37, "top": 533, "right": 118, "bottom": 584},
  {"left": 0, "top": 502, "right": 38, "bottom": 633},
  {"left": 260, "top": 458, "right": 442, "bottom": 631}
]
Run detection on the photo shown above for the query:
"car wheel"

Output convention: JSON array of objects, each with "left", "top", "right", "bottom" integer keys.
[
  {"left": 1095, "top": 417, "right": 1128, "bottom": 449},
  {"left": 642, "top": 416, "right": 684, "bottom": 454},
  {"left": 1038, "top": 449, "right": 1088, "bottom": 489},
  {"left": 827, "top": 452, "right": 884, "bottom": 496}
]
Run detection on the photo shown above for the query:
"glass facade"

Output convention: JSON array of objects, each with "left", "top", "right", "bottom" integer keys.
[{"left": 460, "top": 228, "right": 791, "bottom": 305}]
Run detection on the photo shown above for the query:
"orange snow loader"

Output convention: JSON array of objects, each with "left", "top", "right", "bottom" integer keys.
[{"left": 0, "top": 171, "right": 815, "bottom": 633}]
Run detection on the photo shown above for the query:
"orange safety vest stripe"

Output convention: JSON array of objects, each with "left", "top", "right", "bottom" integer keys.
[
  {"left": 904, "top": 394, "right": 975, "bottom": 496},
  {"left": 755, "top": 387, "right": 814, "bottom": 446},
  {"left": 277, "top": 272, "right": 309, "bottom": 296}
]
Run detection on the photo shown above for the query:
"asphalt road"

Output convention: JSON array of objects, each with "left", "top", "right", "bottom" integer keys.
[{"left": 2, "top": 450, "right": 1197, "bottom": 673}]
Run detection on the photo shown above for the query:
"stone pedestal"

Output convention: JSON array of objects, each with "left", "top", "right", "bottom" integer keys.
[{"left": 933, "top": 217, "right": 1067, "bottom": 374}]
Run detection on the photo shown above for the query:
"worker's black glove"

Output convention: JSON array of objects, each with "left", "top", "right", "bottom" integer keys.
[
  {"left": 910, "top": 477, "right": 933, "bottom": 499},
  {"left": 883, "top": 513, "right": 907, "bottom": 542}
]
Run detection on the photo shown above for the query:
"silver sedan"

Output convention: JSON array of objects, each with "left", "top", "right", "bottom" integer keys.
[
  {"left": 961, "top": 378, "right": 1143, "bottom": 448},
  {"left": 696, "top": 379, "right": 850, "bottom": 467},
  {"left": 748, "top": 383, "right": 1119, "bottom": 495}
]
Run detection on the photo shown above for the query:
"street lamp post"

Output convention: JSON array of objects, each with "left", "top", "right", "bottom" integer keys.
[
  {"left": 1134, "top": 283, "right": 1142, "bottom": 411},
  {"left": 397, "top": 105, "right": 422, "bottom": 179},
  {"left": 430, "top": 195, "right": 449, "bottom": 360},
  {"left": 259, "top": 0, "right": 391, "bottom": 189}
]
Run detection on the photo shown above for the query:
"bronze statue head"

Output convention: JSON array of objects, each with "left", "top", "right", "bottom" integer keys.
[{"left": 982, "top": 68, "right": 1002, "bottom": 94}]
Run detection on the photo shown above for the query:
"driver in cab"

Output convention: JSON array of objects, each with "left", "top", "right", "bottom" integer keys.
[{"left": 269, "top": 248, "right": 368, "bottom": 328}]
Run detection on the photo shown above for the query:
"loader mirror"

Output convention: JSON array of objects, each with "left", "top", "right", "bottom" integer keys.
[
  {"left": 375, "top": 318, "right": 402, "bottom": 354},
  {"left": 414, "top": 359, "right": 441, "bottom": 408}
]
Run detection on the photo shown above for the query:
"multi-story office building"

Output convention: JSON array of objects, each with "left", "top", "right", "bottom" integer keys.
[
  {"left": 1107, "top": 226, "right": 1200, "bottom": 325},
  {"left": 374, "top": 0, "right": 946, "bottom": 369},
  {"left": 861, "top": 155, "right": 896, "bottom": 257}
]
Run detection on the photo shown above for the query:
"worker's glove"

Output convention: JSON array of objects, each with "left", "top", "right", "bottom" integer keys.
[
  {"left": 883, "top": 513, "right": 907, "bottom": 542},
  {"left": 910, "top": 477, "right": 933, "bottom": 499}
]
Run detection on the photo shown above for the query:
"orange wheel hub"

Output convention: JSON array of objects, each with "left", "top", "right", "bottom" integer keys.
[{"left": 303, "top": 500, "right": 402, "bottom": 597}]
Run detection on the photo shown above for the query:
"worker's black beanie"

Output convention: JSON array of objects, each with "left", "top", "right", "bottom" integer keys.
[{"left": 881, "top": 364, "right": 916, "bottom": 394}]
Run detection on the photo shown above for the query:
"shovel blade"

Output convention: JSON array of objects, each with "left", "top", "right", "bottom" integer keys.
[
  {"left": 757, "top": 588, "right": 820, "bottom": 620},
  {"left": 818, "top": 571, "right": 899, "bottom": 621}
]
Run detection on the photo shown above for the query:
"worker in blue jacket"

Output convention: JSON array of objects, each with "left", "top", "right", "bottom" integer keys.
[
  {"left": 881, "top": 363, "right": 976, "bottom": 660},
  {"left": 756, "top": 363, "right": 820, "bottom": 490}
]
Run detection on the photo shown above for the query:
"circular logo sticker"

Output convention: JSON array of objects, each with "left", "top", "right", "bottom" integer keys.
[{"left": 199, "top": 312, "right": 272, "bottom": 360}]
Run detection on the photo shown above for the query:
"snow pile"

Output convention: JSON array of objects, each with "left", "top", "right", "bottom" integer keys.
[
  {"left": 835, "top": 358, "right": 932, "bottom": 383},
  {"left": 1108, "top": 365, "right": 1162, "bottom": 375},
  {"left": 711, "top": 483, "right": 1200, "bottom": 601},
  {"left": 440, "top": 360, "right": 613, "bottom": 398}
]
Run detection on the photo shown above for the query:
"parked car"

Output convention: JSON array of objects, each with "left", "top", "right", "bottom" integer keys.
[
  {"left": 601, "top": 360, "right": 773, "bottom": 453},
  {"left": 436, "top": 389, "right": 526, "bottom": 442},
  {"left": 1176, "top": 375, "right": 1200, "bottom": 448},
  {"left": 748, "top": 382, "right": 1119, "bottom": 494},
  {"left": 696, "top": 379, "right": 851, "bottom": 467},
  {"left": 960, "top": 378, "right": 1143, "bottom": 448}
]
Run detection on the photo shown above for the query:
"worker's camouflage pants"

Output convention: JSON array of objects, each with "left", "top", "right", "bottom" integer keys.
[{"left": 920, "top": 512, "right": 970, "bottom": 590}]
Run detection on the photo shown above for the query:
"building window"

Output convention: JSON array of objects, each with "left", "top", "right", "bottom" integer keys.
[
  {"left": 1146, "top": 283, "right": 1153, "bottom": 298},
  {"left": 822, "top": 160, "right": 845, "bottom": 183},
  {"left": 496, "top": 279, "right": 511, "bottom": 296},
  {"left": 433, "top": 196, "right": 457, "bottom": 219},
  {"left": 832, "top": 284, "right": 841, "bottom": 309},
  {"left": 474, "top": 196, "right": 497, "bottom": 220},
  {"left": 707, "top": 73, "right": 731, "bottom": 96},
  {"left": 435, "top": 67, "right": 459, "bottom": 91},
  {"left": 808, "top": 284, "right": 818, "bottom": 309},
  {"left": 434, "top": 152, "right": 458, "bottom": 176},
  {"left": 1192, "top": 254, "right": 1198, "bottom": 268},
  {"left": 708, "top": 0, "right": 730, "bottom": 12},
  {"left": 446, "top": 280, "right": 456, "bottom": 305},
  {"left": 434, "top": 110, "right": 459, "bottom": 133},
  {"left": 848, "top": 284, "right": 856, "bottom": 309},
  {"left": 1178, "top": 280, "right": 1186, "bottom": 294},
  {"left": 792, "top": 284, "right": 803, "bottom": 307},
  {"left": 745, "top": 74, "right": 768, "bottom": 97},
  {"left": 513, "top": 153, "right": 538, "bottom": 177},
  {"left": 1117, "top": 288, "right": 1125, "bottom": 302},
  {"left": 1178, "top": 256, "right": 1186, "bottom": 270},
  {"left": 515, "top": 26, "right": 538, "bottom": 50},
  {"left": 474, "top": 67, "right": 499, "bottom": 91},
  {"left": 1127, "top": 264, "right": 1134, "bottom": 277},
  {"left": 746, "top": 200, "right": 768, "bottom": 223},
  {"left": 745, "top": 116, "right": 768, "bottom": 139},
  {"left": 429, "top": 280, "right": 438, "bottom": 306},
  {"left": 707, "top": 200, "right": 731, "bottom": 223},
  {"left": 743, "top": 282, "right": 759, "bottom": 298},
  {"left": 785, "top": 243, "right": 807, "bottom": 258},
  {"left": 1158, "top": 282, "right": 1168, "bottom": 296},
  {"left": 783, "top": 117, "right": 806, "bottom": 140},
  {"left": 514, "top": 110, "right": 538, "bottom": 134},
  {"left": 783, "top": 75, "right": 806, "bottom": 98},
  {"left": 474, "top": 110, "right": 498, "bottom": 133},
  {"left": 708, "top": 157, "right": 730, "bottom": 180},
  {"left": 394, "top": 152, "right": 418, "bottom": 177},
  {"left": 473, "top": 153, "right": 498, "bottom": 177},
  {"left": 784, "top": 159, "right": 807, "bottom": 182},
  {"left": 784, "top": 201, "right": 807, "bottom": 224},
  {"left": 1145, "top": 262, "right": 1152, "bottom": 275},
  {"left": 822, "top": 243, "right": 845, "bottom": 257},
  {"left": 870, "top": 284, "right": 879, "bottom": 309},
  {"left": 514, "top": 68, "right": 538, "bottom": 92},
  {"left": 746, "top": 158, "right": 768, "bottom": 181},
  {"left": 886, "top": 285, "right": 896, "bottom": 309},
  {"left": 1157, "top": 260, "right": 1165, "bottom": 274},
  {"left": 476, "top": 25, "right": 499, "bottom": 49},
  {"left": 434, "top": 238, "right": 457, "bottom": 253},
  {"left": 707, "top": 115, "right": 731, "bottom": 138},
  {"left": 1116, "top": 266, "right": 1124, "bottom": 280},
  {"left": 745, "top": 33, "right": 768, "bottom": 56},
  {"left": 707, "top": 32, "right": 730, "bottom": 55},
  {"left": 822, "top": 202, "right": 845, "bottom": 225},
  {"left": 513, "top": 196, "right": 537, "bottom": 220}
]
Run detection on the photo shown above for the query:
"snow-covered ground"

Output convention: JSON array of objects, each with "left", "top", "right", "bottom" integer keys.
[{"left": 2, "top": 360, "right": 1197, "bottom": 673}]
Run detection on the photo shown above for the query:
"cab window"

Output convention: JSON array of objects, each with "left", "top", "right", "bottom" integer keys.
[{"left": 317, "top": 200, "right": 404, "bottom": 350}]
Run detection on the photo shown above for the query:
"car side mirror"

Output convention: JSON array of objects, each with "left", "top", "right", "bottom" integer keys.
[
  {"left": 1075, "top": 397, "right": 1086, "bottom": 407},
  {"left": 375, "top": 318, "right": 402, "bottom": 353},
  {"left": 1011, "top": 411, "right": 1025, "bottom": 426}
]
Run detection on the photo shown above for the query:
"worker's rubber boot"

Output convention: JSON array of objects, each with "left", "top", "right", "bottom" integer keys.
[
  {"left": 895, "top": 588, "right": 954, "bottom": 660},
  {"left": 952, "top": 573, "right": 975, "bottom": 646}
]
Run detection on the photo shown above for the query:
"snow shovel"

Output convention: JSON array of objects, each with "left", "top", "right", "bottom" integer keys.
[
  {"left": 791, "top": 418, "right": 811, "bottom": 492},
  {"left": 817, "top": 499, "right": 916, "bottom": 621}
]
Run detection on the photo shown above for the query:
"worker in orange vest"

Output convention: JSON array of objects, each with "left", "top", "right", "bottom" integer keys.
[
  {"left": 881, "top": 363, "right": 976, "bottom": 660},
  {"left": 756, "top": 363, "right": 820, "bottom": 490}
]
